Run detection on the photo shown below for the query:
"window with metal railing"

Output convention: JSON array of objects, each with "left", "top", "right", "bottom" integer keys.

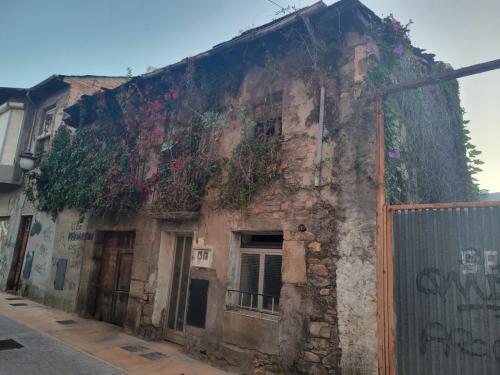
[{"left": 226, "top": 233, "right": 283, "bottom": 316}]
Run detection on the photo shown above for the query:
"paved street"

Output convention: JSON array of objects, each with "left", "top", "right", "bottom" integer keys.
[
  {"left": 0, "top": 314, "right": 122, "bottom": 374},
  {"left": 0, "top": 292, "right": 228, "bottom": 375}
]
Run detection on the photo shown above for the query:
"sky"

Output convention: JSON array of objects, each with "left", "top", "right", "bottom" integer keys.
[{"left": 1, "top": 0, "right": 499, "bottom": 191}]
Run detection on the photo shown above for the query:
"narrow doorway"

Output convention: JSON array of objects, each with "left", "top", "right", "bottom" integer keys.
[
  {"left": 95, "top": 231, "right": 135, "bottom": 326},
  {"left": 166, "top": 235, "right": 192, "bottom": 344},
  {"left": 7, "top": 216, "right": 32, "bottom": 290}
]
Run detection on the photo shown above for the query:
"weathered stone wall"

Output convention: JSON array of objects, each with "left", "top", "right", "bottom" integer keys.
[
  {"left": 0, "top": 80, "right": 126, "bottom": 310},
  {"left": 39, "top": 19, "right": 469, "bottom": 375},
  {"left": 67, "top": 30, "right": 381, "bottom": 375},
  {"left": 333, "top": 33, "right": 379, "bottom": 375},
  {"left": 76, "top": 209, "right": 161, "bottom": 335}
]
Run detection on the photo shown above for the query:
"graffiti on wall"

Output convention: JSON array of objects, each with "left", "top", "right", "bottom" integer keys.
[
  {"left": 27, "top": 224, "right": 55, "bottom": 278},
  {"left": 420, "top": 321, "right": 500, "bottom": 361},
  {"left": 415, "top": 247, "right": 500, "bottom": 361},
  {"left": 68, "top": 231, "right": 94, "bottom": 241}
]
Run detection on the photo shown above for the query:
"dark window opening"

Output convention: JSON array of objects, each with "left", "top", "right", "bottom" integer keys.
[
  {"left": 263, "top": 254, "right": 282, "bottom": 310},
  {"left": 241, "top": 233, "right": 283, "bottom": 249},
  {"left": 239, "top": 253, "right": 260, "bottom": 308},
  {"left": 254, "top": 117, "right": 282, "bottom": 142}
]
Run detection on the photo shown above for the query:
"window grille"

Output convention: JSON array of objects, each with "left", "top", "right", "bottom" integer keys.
[{"left": 227, "top": 233, "right": 283, "bottom": 316}]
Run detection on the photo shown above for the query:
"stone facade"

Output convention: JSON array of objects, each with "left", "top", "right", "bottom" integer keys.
[
  {"left": 0, "top": 2, "right": 473, "bottom": 375},
  {"left": 70, "top": 16, "right": 386, "bottom": 374}
]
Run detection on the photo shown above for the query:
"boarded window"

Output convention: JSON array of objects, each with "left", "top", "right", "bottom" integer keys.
[
  {"left": 36, "top": 106, "right": 56, "bottom": 154},
  {"left": 22, "top": 251, "right": 34, "bottom": 279},
  {"left": 186, "top": 278, "right": 209, "bottom": 328},
  {"left": 239, "top": 253, "right": 260, "bottom": 308},
  {"left": 263, "top": 255, "right": 282, "bottom": 310},
  {"left": 54, "top": 258, "right": 68, "bottom": 290}
]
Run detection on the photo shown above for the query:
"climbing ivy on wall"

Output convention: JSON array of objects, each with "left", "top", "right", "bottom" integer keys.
[
  {"left": 25, "top": 44, "right": 291, "bottom": 217},
  {"left": 436, "top": 66, "right": 483, "bottom": 197},
  {"left": 364, "top": 14, "right": 482, "bottom": 203},
  {"left": 215, "top": 105, "right": 282, "bottom": 209},
  {"left": 26, "top": 87, "right": 165, "bottom": 218}
]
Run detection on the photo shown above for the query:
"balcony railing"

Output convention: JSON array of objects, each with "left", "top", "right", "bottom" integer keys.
[{"left": 225, "top": 289, "right": 280, "bottom": 316}]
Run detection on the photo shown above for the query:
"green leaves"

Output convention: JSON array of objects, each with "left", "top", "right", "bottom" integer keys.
[{"left": 215, "top": 110, "right": 282, "bottom": 209}]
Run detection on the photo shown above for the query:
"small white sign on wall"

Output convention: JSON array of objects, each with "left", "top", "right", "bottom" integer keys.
[{"left": 191, "top": 244, "right": 213, "bottom": 269}]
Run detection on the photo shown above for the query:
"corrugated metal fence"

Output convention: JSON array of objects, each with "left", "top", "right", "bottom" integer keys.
[{"left": 390, "top": 204, "right": 500, "bottom": 374}]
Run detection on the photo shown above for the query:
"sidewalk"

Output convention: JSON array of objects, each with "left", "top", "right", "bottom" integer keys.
[{"left": 0, "top": 291, "right": 229, "bottom": 375}]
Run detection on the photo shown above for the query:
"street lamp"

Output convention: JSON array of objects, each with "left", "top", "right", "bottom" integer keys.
[{"left": 19, "top": 149, "right": 36, "bottom": 172}]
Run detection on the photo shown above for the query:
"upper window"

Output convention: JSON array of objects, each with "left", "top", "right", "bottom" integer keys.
[
  {"left": 36, "top": 106, "right": 56, "bottom": 154},
  {"left": 227, "top": 233, "right": 283, "bottom": 316},
  {"left": 252, "top": 91, "right": 283, "bottom": 143},
  {"left": 254, "top": 117, "right": 282, "bottom": 142}
]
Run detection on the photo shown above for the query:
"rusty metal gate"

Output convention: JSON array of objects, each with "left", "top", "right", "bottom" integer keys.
[{"left": 384, "top": 202, "right": 500, "bottom": 374}]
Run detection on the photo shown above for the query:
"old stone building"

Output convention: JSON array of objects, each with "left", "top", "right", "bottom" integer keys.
[
  {"left": 2, "top": 1, "right": 473, "bottom": 374},
  {"left": 0, "top": 75, "right": 126, "bottom": 310}
]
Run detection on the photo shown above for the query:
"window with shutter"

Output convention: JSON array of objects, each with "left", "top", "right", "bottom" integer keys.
[{"left": 227, "top": 233, "right": 283, "bottom": 316}]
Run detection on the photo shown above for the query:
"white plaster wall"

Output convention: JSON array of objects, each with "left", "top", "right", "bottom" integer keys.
[
  {"left": 152, "top": 231, "right": 175, "bottom": 326},
  {"left": 0, "top": 102, "right": 25, "bottom": 166},
  {"left": 0, "top": 110, "right": 11, "bottom": 159},
  {"left": 1, "top": 107, "right": 24, "bottom": 165}
]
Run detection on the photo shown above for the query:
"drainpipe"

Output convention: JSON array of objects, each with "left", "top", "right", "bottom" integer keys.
[
  {"left": 314, "top": 86, "right": 326, "bottom": 187},
  {"left": 25, "top": 89, "right": 36, "bottom": 152}
]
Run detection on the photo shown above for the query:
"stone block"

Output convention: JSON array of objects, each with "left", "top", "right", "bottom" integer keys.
[
  {"left": 310, "top": 264, "right": 328, "bottom": 277},
  {"left": 132, "top": 260, "right": 150, "bottom": 281},
  {"left": 345, "top": 31, "right": 364, "bottom": 47},
  {"left": 304, "top": 351, "right": 321, "bottom": 363},
  {"left": 295, "top": 231, "right": 315, "bottom": 241},
  {"left": 129, "top": 280, "right": 145, "bottom": 298},
  {"left": 307, "top": 241, "right": 321, "bottom": 252},
  {"left": 282, "top": 240, "right": 307, "bottom": 284},
  {"left": 354, "top": 45, "right": 368, "bottom": 82},
  {"left": 142, "top": 302, "right": 154, "bottom": 317},
  {"left": 307, "top": 257, "right": 321, "bottom": 264},
  {"left": 310, "top": 322, "right": 331, "bottom": 339}
]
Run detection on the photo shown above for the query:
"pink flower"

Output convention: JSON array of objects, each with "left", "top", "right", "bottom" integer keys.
[
  {"left": 171, "top": 159, "right": 185, "bottom": 173},
  {"left": 364, "top": 35, "right": 376, "bottom": 56},
  {"left": 151, "top": 101, "right": 163, "bottom": 112},
  {"left": 390, "top": 14, "right": 401, "bottom": 32},
  {"left": 388, "top": 150, "right": 401, "bottom": 159},
  {"left": 393, "top": 44, "right": 405, "bottom": 57},
  {"left": 150, "top": 127, "right": 163, "bottom": 144}
]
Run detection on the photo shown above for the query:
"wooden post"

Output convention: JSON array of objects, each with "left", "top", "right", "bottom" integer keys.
[
  {"left": 385, "top": 208, "right": 395, "bottom": 375},
  {"left": 375, "top": 93, "right": 387, "bottom": 374}
]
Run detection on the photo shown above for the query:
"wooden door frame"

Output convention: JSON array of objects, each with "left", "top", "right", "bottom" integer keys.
[
  {"left": 165, "top": 233, "right": 193, "bottom": 345},
  {"left": 8, "top": 215, "right": 32, "bottom": 290}
]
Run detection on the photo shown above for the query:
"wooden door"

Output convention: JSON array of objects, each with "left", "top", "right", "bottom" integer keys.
[
  {"left": 96, "top": 231, "right": 135, "bottom": 326},
  {"left": 7, "top": 216, "right": 32, "bottom": 290},
  {"left": 166, "top": 235, "right": 192, "bottom": 344}
]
